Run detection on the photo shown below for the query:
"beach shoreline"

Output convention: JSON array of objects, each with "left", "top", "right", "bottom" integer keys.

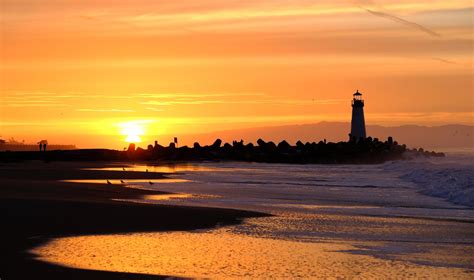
[{"left": 0, "top": 161, "right": 268, "bottom": 279}]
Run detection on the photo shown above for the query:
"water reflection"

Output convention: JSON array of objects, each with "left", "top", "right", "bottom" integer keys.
[
  {"left": 112, "top": 193, "right": 220, "bottom": 204},
  {"left": 62, "top": 179, "right": 189, "bottom": 184},
  {"left": 32, "top": 230, "right": 471, "bottom": 279},
  {"left": 144, "top": 193, "right": 219, "bottom": 201},
  {"left": 83, "top": 164, "right": 228, "bottom": 174},
  {"left": 42, "top": 161, "right": 474, "bottom": 278}
]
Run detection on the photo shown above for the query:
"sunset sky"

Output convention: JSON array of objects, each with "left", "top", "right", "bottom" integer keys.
[{"left": 1, "top": 0, "right": 473, "bottom": 148}]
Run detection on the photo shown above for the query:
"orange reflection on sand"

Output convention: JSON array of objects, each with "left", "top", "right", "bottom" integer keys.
[
  {"left": 32, "top": 230, "right": 471, "bottom": 279},
  {"left": 144, "top": 193, "right": 193, "bottom": 200},
  {"left": 83, "top": 164, "right": 225, "bottom": 173},
  {"left": 62, "top": 179, "right": 189, "bottom": 184},
  {"left": 112, "top": 193, "right": 219, "bottom": 204},
  {"left": 144, "top": 193, "right": 220, "bottom": 201}
]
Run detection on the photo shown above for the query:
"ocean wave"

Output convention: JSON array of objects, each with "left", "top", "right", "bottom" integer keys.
[{"left": 385, "top": 156, "right": 474, "bottom": 207}]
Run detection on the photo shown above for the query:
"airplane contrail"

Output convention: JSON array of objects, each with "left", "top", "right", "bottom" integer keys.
[{"left": 363, "top": 8, "right": 441, "bottom": 37}]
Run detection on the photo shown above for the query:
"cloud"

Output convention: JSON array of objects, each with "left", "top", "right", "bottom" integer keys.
[
  {"left": 5, "top": 103, "right": 68, "bottom": 107},
  {"left": 140, "top": 98, "right": 345, "bottom": 107},
  {"left": 145, "top": 107, "right": 165, "bottom": 112},
  {"left": 362, "top": 8, "right": 441, "bottom": 37},
  {"left": 76, "top": 109, "right": 135, "bottom": 112},
  {"left": 3, "top": 99, "right": 70, "bottom": 107},
  {"left": 136, "top": 92, "right": 265, "bottom": 98},
  {"left": 140, "top": 100, "right": 222, "bottom": 106},
  {"left": 431, "top": 57, "right": 457, "bottom": 65}
]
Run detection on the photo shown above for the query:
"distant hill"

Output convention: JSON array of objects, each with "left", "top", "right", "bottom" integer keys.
[{"left": 167, "top": 122, "right": 473, "bottom": 149}]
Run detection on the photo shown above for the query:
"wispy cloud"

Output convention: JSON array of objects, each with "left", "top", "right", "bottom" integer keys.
[
  {"left": 362, "top": 8, "right": 441, "bottom": 37},
  {"left": 431, "top": 57, "right": 457, "bottom": 65},
  {"left": 140, "top": 100, "right": 222, "bottom": 106},
  {"left": 136, "top": 92, "right": 265, "bottom": 98},
  {"left": 145, "top": 107, "right": 165, "bottom": 112},
  {"left": 76, "top": 109, "right": 135, "bottom": 112},
  {"left": 4, "top": 99, "right": 70, "bottom": 107},
  {"left": 5, "top": 104, "right": 69, "bottom": 107},
  {"left": 140, "top": 98, "right": 345, "bottom": 106}
]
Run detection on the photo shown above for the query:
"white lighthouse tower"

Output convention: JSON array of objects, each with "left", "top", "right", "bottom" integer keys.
[{"left": 350, "top": 90, "right": 366, "bottom": 141}]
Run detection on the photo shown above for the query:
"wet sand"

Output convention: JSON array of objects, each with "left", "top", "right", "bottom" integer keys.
[
  {"left": 33, "top": 230, "right": 472, "bottom": 279},
  {"left": 27, "top": 161, "right": 473, "bottom": 278},
  {"left": 0, "top": 161, "right": 267, "bottom": 279}
]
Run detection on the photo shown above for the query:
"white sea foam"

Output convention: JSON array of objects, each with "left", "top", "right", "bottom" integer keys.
[{"left": 385, "top": 153, "right": 474, "bottom": 207}]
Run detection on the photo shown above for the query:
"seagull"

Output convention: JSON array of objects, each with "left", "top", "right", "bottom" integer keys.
[
  {"left": 122, "top": 168, "right": 126, "bottom": 171},
  {"left": 149, "top": 181, "right": 154, "bottom": 185},
  {"left": 146, "top": 169, "right": 149, "bottom": 173},
  {"left": 107, "top": 180, "right": 112, "bottom": 185},
  {"left": 120, "top": 180, "right": 125, "bottom": 183}
]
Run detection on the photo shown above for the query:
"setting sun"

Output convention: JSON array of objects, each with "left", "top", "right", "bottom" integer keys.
[
  {"left": 0, "top": 1, "right": 473, "bottom": 279},
  {"left": 119, "top": 122, "right": 145, "bottom": 143}
]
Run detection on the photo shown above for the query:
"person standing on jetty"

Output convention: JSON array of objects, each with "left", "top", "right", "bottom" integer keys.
[{"left": 38, "top": 140, "right": 48, "bottom": 151}]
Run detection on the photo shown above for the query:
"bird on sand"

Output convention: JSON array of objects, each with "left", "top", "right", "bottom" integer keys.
[
  {"left": 107, "top": 180, "right": 112, "bottom": 185},
  {"left": 146, "top": 169, "right": 149, "bottom": 173},
  {"left": 122, "top": 168, "right": 126, "bottom": 171},
  {"left": 149, "top": 181, "right": 154, "bottom": 185},
  {"left": 120, "top": 180, "right": 125, "bottom": 183}
]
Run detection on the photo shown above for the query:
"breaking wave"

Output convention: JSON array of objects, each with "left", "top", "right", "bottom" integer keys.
[{"left": 385, "top": 153, "right": 474, "bottom": 207}]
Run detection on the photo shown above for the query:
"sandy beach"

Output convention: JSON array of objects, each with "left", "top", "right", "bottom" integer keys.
[
  {"left": 2, "top": 159, "right": 473, "bottom": 279},
  {"left": 0, "top": 161, "right": 267, "bottom": 279}
]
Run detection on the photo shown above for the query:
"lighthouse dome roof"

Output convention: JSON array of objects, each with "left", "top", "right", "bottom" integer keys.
[{"left": 353, "top": 90, "right": 362, "bottom": 96}]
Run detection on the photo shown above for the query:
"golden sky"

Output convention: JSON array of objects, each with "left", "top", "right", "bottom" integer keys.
[{"left": 1, "top": 0, "right": 473, "bottom": 148}]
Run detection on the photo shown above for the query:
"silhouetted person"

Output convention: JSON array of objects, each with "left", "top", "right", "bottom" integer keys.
[
  {"left": 39, "top": 143, "right": 42, "bottom": 151},
  {"left": 43, "top": 143, "right": 47, "bottom": 151}
]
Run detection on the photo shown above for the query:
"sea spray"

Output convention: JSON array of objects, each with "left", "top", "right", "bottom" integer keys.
[{"left": 385, "top": 156, "right": 474, "bottom": 207}]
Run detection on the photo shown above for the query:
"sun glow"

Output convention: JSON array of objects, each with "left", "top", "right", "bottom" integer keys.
[{"left": 119, "top": 122, "right": 146, "bottom": 143}]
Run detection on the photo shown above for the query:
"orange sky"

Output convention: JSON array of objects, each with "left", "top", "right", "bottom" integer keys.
[{"left": 1, "top": 0, "right": 473, "bottom": 148}]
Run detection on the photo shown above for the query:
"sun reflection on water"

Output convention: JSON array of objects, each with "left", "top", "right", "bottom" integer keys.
[
  {"left": 32, "top": 229, "right": 471, "bottom": 279},
  {"left": 83, "top": 164, "right": 229, "bottom": 174},
  {"left": 62, "top": 179, "right": 189, "bottom": 184}
]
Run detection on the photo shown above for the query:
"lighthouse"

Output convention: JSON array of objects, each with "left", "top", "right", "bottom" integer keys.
[{"left": 350, "top": 90, "right": 366, "bottom": 141}]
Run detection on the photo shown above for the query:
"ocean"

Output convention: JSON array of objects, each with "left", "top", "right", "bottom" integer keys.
[{"left": 33, "top": 151, "right": 474, "bottom": 278}]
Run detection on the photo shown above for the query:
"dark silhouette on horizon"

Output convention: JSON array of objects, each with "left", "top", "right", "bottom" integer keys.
[
  {"left": 114, "top": 135, "right": 443, "bottom": 164},
  {"left": 0, "top": 91, "right": 445, "bottom": 163},
  {"left": 349, "top": 90, "right": 366, "bottom": 142},
  {"left": 37, "top": 140, "right": 48, "bottom": 152}
]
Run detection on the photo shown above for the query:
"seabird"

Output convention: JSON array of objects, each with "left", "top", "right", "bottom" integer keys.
[
  {"left": 146, "top": 169, "right": 149, "bottom": 173},
  {"left": 107, "top": 180, "right": 112, "bottom": 185},
  {"left": 120, "top": 180, "right": 125, "bottom": 183},
  {"left": 149, "top": 181, "right": 154, "bottom": 185},
  {"left": 122, "top": 168, "right": 126, "bottom": 171}
]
